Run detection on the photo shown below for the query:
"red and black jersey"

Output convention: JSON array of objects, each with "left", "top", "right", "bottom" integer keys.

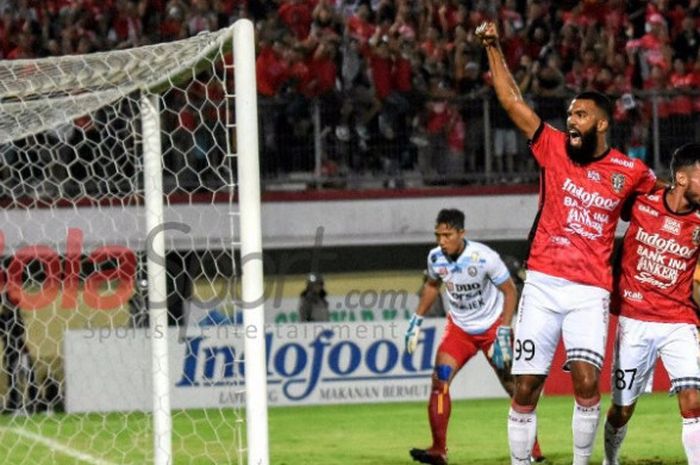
[
  {"left": 527, "top": 123, "right": 657, "bottom": 291},
  {"left": 616, "top": 187, "right": 700, "bottom": 325}
]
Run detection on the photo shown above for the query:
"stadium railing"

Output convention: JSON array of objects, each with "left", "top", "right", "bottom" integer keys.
[
  {"left": 0, "top": 89, "right": 697, "bottom": 199},
  {"left": 257, "top": 88, "right": 700, "bottom": 190}
]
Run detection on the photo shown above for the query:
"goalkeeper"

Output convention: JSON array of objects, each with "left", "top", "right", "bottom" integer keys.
[{"left": 406, "top": 208, "right": 543, "bottom": 465}]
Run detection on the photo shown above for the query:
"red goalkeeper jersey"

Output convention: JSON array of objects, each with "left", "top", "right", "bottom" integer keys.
[
  {"left": 616, "top": 187, "right": 700, "bottom": 325},
  {"left": 527, "top": 123, "right": 657, "bottom": 291}
]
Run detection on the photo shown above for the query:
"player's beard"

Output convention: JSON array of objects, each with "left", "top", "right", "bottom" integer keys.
[{"left": 565, "top": 126, "right": 599, "bottom": 165}]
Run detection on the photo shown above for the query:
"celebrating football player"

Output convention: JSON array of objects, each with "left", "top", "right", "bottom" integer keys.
[
  {"left": 476, "top": 20, "right": 658, "bottom": 465},
  {"left": 603, "top": 143, "right": 700, "bottom": 465}
]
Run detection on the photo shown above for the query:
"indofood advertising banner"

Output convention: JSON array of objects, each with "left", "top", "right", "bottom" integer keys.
[{"left": 64, "top": 321, "right": 506, "bottom": 413}]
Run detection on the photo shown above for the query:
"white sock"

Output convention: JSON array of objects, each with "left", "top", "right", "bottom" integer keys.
[
  {"left": 682, "top": 417, "right": 700, "bottom": 465},
  {"left": 572, "top": 400, "right": 601, "bottom": 465},
  {"left": 508, "top": 407, "right": 537, "bottom": 465},
  {"left": 603, "top": 420, "right": 627, "bottom": 465}
]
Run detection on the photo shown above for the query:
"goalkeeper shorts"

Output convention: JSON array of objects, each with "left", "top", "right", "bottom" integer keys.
[{"left": 438, "top": 315, "right": 501, "bottom": 369}]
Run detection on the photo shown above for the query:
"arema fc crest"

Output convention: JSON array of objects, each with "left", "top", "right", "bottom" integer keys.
[
  {"left": 611, "top": 173, "right": 625, "bottom": 193},
  {"left": 693, "top": 227, "right": 700, "bottom": 246}
]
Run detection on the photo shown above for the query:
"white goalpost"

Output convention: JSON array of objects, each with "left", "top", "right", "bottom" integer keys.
[
  {"left": 0, "top": 19, "right": 268, "bottom": 465},
  {"left": 233, "top": 20, "right": 270, "bottom": 465}
]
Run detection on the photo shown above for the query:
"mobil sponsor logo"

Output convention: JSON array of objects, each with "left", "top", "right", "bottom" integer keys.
[
  {"left": 562, "top": 178, "right": 620, "bottom": 211},
  {"left": 635, "top": 227, "right": 696, "bottom": 259},
  {"left": 175, "top": 326, "right": 437, "bottom": 401},
  {"left": 637, "top": 204, "right": 659, "bottom": 217},
  {"left": 610, "top": 157, "right": 635, "bottom": 169}
]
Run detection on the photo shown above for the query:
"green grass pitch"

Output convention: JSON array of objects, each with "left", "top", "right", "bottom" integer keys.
[{"left": 0, "top": 393, "right": 687, "bottom": 464}]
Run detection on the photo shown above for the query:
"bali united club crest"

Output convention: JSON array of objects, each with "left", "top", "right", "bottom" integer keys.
[
  {"left": 611, "top": 173, "right": 625, "bottom": 193},
  {"left": 693, "top": 227, "right": 700, "bottom": 246}
]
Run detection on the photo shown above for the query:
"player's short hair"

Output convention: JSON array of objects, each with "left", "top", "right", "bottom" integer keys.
[
  {"left": 573, "top": 91, "right": 613, "bottom": 122},
  {"left": 670, "top": 143, "right": 700, "bottom": 177},
  {"left": 435, "top": 209, "right": 465, "bottom": 230}
]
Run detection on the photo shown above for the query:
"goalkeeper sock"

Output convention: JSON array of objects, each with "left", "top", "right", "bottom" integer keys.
[
  {"left": 603, "top": 420, "right": 627, "bottom": 465},
  {"left": 682, "top": 415, "right": 700, "bottom": 465},
  {"left": 572, "top": 396, "right": 601, "bottom": 465},
  {"left": 508, "top": 402, "right": 536, "bottom": 465},
  {"left": 427, "top": 380, "right": 451, "bottom": 453},
  {"left": 531, "top": 435, "right": 544, "bottom": 461}
]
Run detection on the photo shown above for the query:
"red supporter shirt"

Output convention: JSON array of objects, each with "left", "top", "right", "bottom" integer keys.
[
  {"left": 425, "top": 101, "right": 450, "bottom": 134},
  {"left": 503, "top": 35, "right": 526, "bottom": 71},
  {"left": 256, "top": 46, "right": 289, "bottom": 97},
  {"left": 278, "top": 0, "right": 313, "bottom": 40},
  {"left": 393, "top": 56, "right": 412, "bottom": 93},
  {"left": 616, "top": 187, "right": 700, "bottom": 325},
  {"left": 668, "top": 72, "right": 694, "bottom": 115},
  {"left": 160, "top": 17, "right": 184, "bottom": 41},
  {"left": 308, "top": 55, "right": 337, "bottom": 96},
  {"left": 527, "top": 123, "right": 657, "bottom": 291},
  {"left": 435, "top": 4, "right": 459, "bottom": 32},
  {"left": 694, "top": 70, "right": 700, "bottom": 112},
  {"left": 290, "top": 60, "right": 315, "bottom": 97},
  {"left": 347, "top": 15, "right": 375, "bottom": 43},
  {"left": 370, "top": 53, "right": 393, "bottom": 100}
]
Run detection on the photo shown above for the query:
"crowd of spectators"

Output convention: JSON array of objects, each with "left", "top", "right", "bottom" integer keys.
[
  {"left": 2, "top": 0, "right": 700, "bottom": 190},
  {"left": 251, "top": 0, "right": 700, "bottom": 179}
]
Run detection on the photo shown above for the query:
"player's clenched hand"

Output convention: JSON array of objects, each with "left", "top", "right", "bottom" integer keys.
[
  {"left": 405, "top": 313, "right": 424, "bottom": 354},
  {"left": 475, "top": 21, "right": 499, "bottom": 47},
  {"left": 488, "top": 325, "right": 513, "bottom": 370}
]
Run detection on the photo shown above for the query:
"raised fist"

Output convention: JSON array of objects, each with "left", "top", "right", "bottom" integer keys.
[{"left": 475, "top": 21, "right": 499, "bottom": 47}]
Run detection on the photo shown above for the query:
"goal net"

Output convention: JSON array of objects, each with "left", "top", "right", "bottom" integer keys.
[{"left": 0, "top": 19, "right": 268, "bottom": 465}]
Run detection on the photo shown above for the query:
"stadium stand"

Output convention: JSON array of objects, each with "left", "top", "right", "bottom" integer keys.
[{"left": 1, "top": 0, "right": 699, "bottom": 191}]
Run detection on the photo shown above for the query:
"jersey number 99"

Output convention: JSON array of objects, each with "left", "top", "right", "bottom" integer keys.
[{"left": 515, "top": 339, "right": 535, "bottom": 361}]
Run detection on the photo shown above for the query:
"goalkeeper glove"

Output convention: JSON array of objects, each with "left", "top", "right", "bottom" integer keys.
[
  {"left": 405, "top": 313, "right": 424, "bottom": 354},
  {"left": 488, "top": 325, "right": 513, "bottom": 370}
]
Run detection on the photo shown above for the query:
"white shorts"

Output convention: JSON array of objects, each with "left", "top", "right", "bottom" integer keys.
[
  {"left": 511, "top": 270, "right": 610, "bottom": 375},
  {"left": 612, "top": 316, "right": 700, "bottom": 406}
]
